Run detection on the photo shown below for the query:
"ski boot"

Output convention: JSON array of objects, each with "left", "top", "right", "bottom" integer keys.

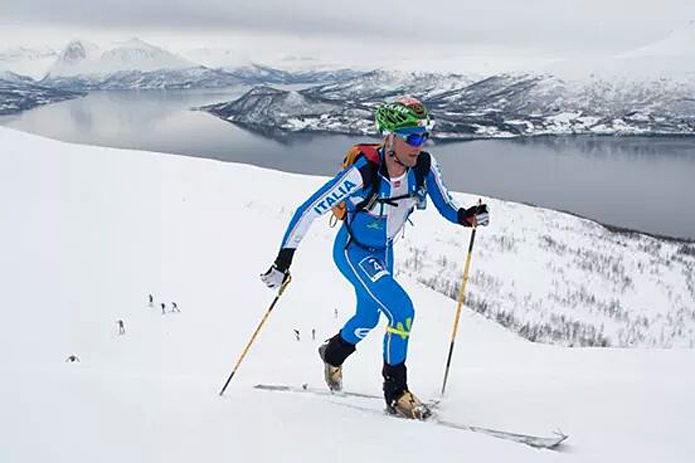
[
  {"left": 318, "top": 333, "right": 356, "bottom": 392},
  {"left": 388, "top": 390, "right": 432, "bottom": 420},
  {"left": 383, "top": 362, "right": 432, "bottom": 420}
]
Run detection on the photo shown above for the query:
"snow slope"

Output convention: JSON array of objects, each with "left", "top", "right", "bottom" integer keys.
[{"left": 1, "top": 127, "right": 694, "bottom": 462}]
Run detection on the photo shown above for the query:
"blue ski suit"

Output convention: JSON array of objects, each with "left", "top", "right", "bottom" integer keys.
[{"left": 279, "top": 148, "right": 467, "bottom": 365}]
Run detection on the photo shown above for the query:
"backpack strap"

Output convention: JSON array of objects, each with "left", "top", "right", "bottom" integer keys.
[
  {"left": 343, "top": 150, "right": 430, "bottom": 251},
  {"left": 352, "top": 145, "right": 382, "bottom": 212},
  {"left": 356, "top": 144, "right": 381, "bottom": 164},
  {"left": 414, "top": 151, "right": 431, "bottom": 191},
  {"left": 373, "top": 151, "right": 431, "bottom": 205},
  {"left": 350, "top": 149, "right": 431, "bottom": 213}
]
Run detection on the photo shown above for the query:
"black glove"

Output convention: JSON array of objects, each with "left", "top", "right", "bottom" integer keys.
[
  {"left": 260, "top": 248, "right": 294, "bottom": 289},
  {"left": 458, "top": 204, "right": 490, "bottom": 227}
]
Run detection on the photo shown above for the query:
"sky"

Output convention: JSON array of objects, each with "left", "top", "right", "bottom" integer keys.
[{"left": 1, "top": 0, "right": 694, "bottom": 71}]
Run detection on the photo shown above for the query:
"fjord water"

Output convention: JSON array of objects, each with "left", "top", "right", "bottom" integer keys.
[{"left": 1, "top": 88, "right": 693, "bottom": 239}]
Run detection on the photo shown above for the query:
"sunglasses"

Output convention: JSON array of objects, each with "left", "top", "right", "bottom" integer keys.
[{"left": 394, "top": 130, "right": 430, "bottom": 147}]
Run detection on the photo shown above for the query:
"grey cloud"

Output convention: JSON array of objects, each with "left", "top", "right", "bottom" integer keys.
[{"left": 3, "top": 0, "right": 694, "bottom": 53}]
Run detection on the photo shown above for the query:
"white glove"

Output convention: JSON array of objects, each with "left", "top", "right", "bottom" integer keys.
[
  {"left": 260, "top": 265, "right": 289, "bottom": 289},
  {"left": 461, "top": 204, "right": 490, "bottom": 227}
]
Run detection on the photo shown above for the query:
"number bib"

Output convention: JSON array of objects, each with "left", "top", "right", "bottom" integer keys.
[{"left": 358, "top": 256, "right": 389, "bottom": 282}]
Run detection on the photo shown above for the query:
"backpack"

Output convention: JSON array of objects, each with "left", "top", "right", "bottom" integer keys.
[{"left": 329, "top": 143, "right": 430, "bottom": 227}]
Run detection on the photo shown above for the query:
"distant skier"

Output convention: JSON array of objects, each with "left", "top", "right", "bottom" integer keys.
[
  {"left": 334, "top": 308, "right": 338, "bottom": 319},
  {"left": 148, "top": 294, "right": 154, "bottom": 307},
  {"left": 117, "top": 319, "right": 125, "bottom": 335},
  {"left": 171, "top": 302, "right": 180, "bottom": 313},
  {"left": 312, "top": 328, "right": 316, "bottom": 341},
  {"left": 261, "top": 97, "right": 489, "bottom": 420},
  {"left": 161, "top": 302, "right": 166, "bottom": 315},
  {"left": 294, "top": 329, "right": 300, "bottom": 342},
  {"left": 65, "top": 355, "right": 80, "bottom": 363}
]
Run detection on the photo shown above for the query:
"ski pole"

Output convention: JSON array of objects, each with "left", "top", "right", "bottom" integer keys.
[
  {"left": 441, "top": 205, "right": 480, "bottom": 396},
  {"left": 219, "top": 274, "right": 292, "bottom": 396}
]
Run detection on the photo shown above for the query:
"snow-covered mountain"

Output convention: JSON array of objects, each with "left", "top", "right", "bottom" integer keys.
[
  {"left": 301, "top": 69, "right": 478, "bottom": 102},
  {"left": 37, "top": 40, "right": 362, "bottom": 91},
  {"left": 2, "top": 126, "right": 694, "bottom": 463},
  {"left": 37, "top": 38, "right": 245, "bottom": 90},
  {"left": 201, "top": 69, "right": 479, "bottom": 137},
  {"left": 47, "top": 38, "right": 195, "bottom": 77},
  {"left": 185, "top": 48, "right": 370, "bottom": 81},
  {"left": 207, "top": 67, "right": 694, "bottom": 139},
  {"left": 184, "top": 47, "right": 243, "bottom": 67},
  {"left": 0, "top": 46, "right": 58, "bottom": 62},
  {"left": 41, "top": 67, "right": 245, "bottom": 91},
  {"left": 0, "top": 46, "right": 59, "bottom": 79},
  {"left": 100, "top": 38, "right": 194, "bottom": 71},
  {"left": 45, "top": 40, "right": 103, "bottom": 77},
  {"left": 224, "top": 63, "right": 366, "bottom": 85},
  {"left": 0, "top": 73, "right": 86, "bottom": 115},
  {"left": 202, "top": 25, "right": 695, "bottom": 139},
  {"left": 0, "top": 70, "right": 35, "bottom": 84},
  {"left": 427, "top": 72, "right": 695, "bottom": 138},
  {"left": 201, "top": 86, "right": 373, "bottom": 137}
]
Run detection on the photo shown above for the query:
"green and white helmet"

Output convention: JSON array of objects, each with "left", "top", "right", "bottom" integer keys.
[{"left": 375, "top": 96, "right": 434, "bottom": 134}]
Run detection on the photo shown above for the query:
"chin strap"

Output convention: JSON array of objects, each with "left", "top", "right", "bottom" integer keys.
[{"left": 385, "top": 134, "right": 408, "bottom": 168}]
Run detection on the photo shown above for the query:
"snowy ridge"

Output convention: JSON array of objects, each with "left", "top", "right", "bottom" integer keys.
[
  {"left": 37, "top": 40, "right": 364, "bottom": 90},
  {"left": 205, "top": 69, "right": 695, "bottom": 139},
  {"left": 223, "top": 63, "right": 366, "bottom": 85},
  {"left": 35, "top": 38, "right": 244, "bottom": 91},
  {"left": 47, "top": 40, "right": 103, "bottom": 76},
  {"left": 0, "top": 70, "right": 35, "bottom": 84},
  {"left": 37, "top": 39, "right": 239, "bottom": 91},
  {"left": 301, "top": 69, "right": 478, "bottom": 102},
  {"left": 0, "top": 74, "right": 86, "bottom": 115},
  {"left": 201, "top": 86, "right": 372, "bottom": 136},
  {"left": 428, "top": 72, "right": 695, "bottom": 137},
  {"left": 0, "top": 46, "right": 58, "bottom": 62},
  {"left": 1, "top": 127, "right": 694, "bottom": 462},
  {"left": 0, "top": 46, "right": 58, "bottom": 79},
  {"left": 47, "top": 38, "right": 195, "bottom": 77},
  {"left": 201, "top": 69, "right": 478, "bottom": 137},
  {"left": 99, "top": 38, "right": 195, "bottom": 72},
  {"left": 41, "top": 66, "right": 244, "bottom": 91},
  {"left": 203, "top": 25, "right": 695, "bottom": 139}
]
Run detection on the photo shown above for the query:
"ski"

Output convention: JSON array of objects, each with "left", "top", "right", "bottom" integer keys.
[
  {"left": 254, "top": 383, "right": 567, "bottom": 450},
  {"left": 254, "top": 383, "right": 383, "bottom": 400},
  {"left": 330, "top": 400, "right": 568, "bottom": 450},
  {"left": 254, "top": 383, "right": 441, "bottom": 408}
]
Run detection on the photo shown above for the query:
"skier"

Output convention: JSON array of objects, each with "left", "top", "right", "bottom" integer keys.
[
  {"left": 312, "top": 328, "right": 316, "bottom": 341},
  {"left": 171, "top": 302, "right": 180, "bottom": 313},
  {"left": 161, "top": 302, "right": 166, "bottom": 315},
  {"left": 260, "top": 97, "right": 489, "bottom": 419},
  {"left": 148, "top": 294, "right": 154, "bottom": 307},
  {"left": 65, "top": 355, "right": 80, "bottom": 363},
  {"left": 117, "top": 319, "right": 125, "bottom": 335}
]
